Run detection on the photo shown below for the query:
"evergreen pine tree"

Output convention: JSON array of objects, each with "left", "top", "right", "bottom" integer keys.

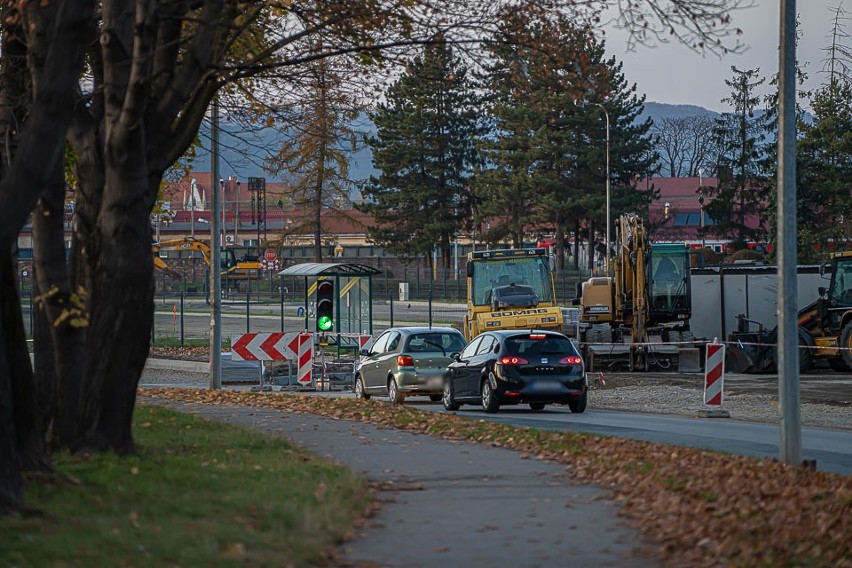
[
  {"left": 358, "top": 40, "right": 480, "bottom": 268},
  {"left": 475, "top": 4, "right": 656, "bottom": 269},
  {"left": 797, "top": 80, "right": 852, "bottom": 259},
  {"left": 705, "top": 66, "right": 772, "bottom": 245}
]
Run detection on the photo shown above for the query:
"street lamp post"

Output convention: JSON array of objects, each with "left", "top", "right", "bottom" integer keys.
[
  {"left": 593, "top": 103, "right": 611, "bottom": 274},
  {"left": 234, "top": 180, "right": 240, "bottom": 247},
  {"left": 220, "top": 178, "right": 225, "bottom": 247},
  {"left": 698, "top": 169, "right": 706, "bottom": 250}
]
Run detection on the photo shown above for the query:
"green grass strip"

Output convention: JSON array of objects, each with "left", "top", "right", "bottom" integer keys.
[{"left": 0, "top": 406, "right": 369, "bottom": 567}]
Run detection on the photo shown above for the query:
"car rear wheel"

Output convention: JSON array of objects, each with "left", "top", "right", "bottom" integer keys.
[
  {"left": 442, "top": 380, "right": 460, "bottom": 411},
  {"left": 529, "top": 403, "right": 546, "bottom": 411},
  {"left": 481, "top": 377, "right": 500, "bottom": 413},
  {"left": 354, "top": 376, "right": 370, "bottom": 400},
  {"left": 429, "top": 394, "right": 442, "bottom": 402},
  {"left": 388, "top": 378, "right": 405, "bottom": 404},
  {"left": 568, "top": 393, "right": 587, "bottom": 414}
]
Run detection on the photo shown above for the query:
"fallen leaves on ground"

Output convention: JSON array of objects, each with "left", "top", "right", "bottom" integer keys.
[
  {"left": 149, "top": 346, "right": 208, "bottom": 360},
  {"left": 140, "top": 387, "right": 852, "bottom": 568}
]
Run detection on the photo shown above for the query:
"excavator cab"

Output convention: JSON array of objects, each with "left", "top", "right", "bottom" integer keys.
[
  {"left": 648, "top": 244, "right": 691, "bottom": 325},
  {"left": 827, "top": 257, "right": 852, "bottom": 307}
]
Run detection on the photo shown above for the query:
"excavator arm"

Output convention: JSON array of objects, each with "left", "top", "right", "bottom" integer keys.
[{"left": 152, "top": 237, "right": 213, "bottom": 279}]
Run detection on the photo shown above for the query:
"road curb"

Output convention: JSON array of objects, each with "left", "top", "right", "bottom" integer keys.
[{"left": 145, "top": 357, "right": 208, "bottom": 373}]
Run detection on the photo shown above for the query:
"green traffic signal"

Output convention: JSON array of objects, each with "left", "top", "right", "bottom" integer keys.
[
  {"left": 317, "top": 315, "right": 333, "bottom": 331},
  {"left": 316, "top": 280, "right": 335, "bottom": 332}
]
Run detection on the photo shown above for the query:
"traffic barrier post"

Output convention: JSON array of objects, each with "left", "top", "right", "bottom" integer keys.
[{"left": 700, "top": 340, "right": 730, "bottom": 418}]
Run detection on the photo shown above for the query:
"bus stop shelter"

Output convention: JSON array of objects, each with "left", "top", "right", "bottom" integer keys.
[{"left": 279, "top": 262, "right": 381, "bottom": 354}]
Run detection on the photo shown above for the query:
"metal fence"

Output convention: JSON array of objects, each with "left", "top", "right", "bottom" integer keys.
[{"left": 16, "top": 262, "right": 590, "bottom": 345}]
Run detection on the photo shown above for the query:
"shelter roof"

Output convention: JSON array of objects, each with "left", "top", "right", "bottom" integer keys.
[{"left": 278, "top": 262, "right": 381, "bottom": 277}]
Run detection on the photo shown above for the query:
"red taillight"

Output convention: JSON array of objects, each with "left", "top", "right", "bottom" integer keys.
[
  {"left": 529, "top": 334, "right": 547, "bottom": 339},
  {"left": 560, "top": 356, "right": 583, "bottom": 365},
  {"left": 499, "top": 356, "right": 528, "bottom": 365},
  {"left": 398, "top": 355, "right": 415, "bottom": 367}
]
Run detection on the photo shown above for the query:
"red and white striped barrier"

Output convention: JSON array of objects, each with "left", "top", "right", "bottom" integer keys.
[
  {"left": 704, "top": 341, "right": 726, "bottom": 405},
  {"left": 293, "top": 333, "right": 314, "bottom": 385},
  {"left": 231, "top": 332, "right": 314, "bottom": 386}
]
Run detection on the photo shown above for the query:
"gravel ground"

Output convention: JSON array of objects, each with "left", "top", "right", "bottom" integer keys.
[
  {"left": 590, "top": 384, "right": 852, "bottom": 431},
  {"left": 139, "top": 367, "right": 852, "bottom": 431}
]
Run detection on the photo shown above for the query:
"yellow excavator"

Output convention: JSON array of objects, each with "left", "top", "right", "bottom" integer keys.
[
  {"left": 575, "top": 213, "right": 693, "bottom": 371},
  {"left": 152, "top": 238, "right": 263, "bottom": 289},
  {"left": 463, "top": 247, "right": 564, "bottom": 340},
  {"left": 728, "top": 249, "right": 852, "bottom": 372}
]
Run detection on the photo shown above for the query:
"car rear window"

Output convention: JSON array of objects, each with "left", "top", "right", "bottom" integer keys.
[
  {"left": 505, "top": 335, "right": 577, "bottom": 357},
  {"left": 407, "top": 332, "right": 466, "bottom": 353}
]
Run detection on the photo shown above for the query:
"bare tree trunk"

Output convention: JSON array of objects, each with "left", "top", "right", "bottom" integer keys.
[
  {"left": 587, "top": 220, "right": 595, "bottom": 272},
  {"left": 33, "top": 166, "right": 86, "bottom": 449},
  {"left": 68, "top": 111, "right": 105, "bottom": 297},
  {"left": 31, "top": 269, "right": 55, "bottom": 437},
  {"left": 1, "top": 251, "right": 51, "bottom": 473},
  {"left": 314, "top": 165, "right": 324, "bottom": 262},
  {"left": 573, "top": 219, "right": 580, "bottom": 270},
  {"left": 555, "top": 225, "right": 565, "bottom": 271},
  {"left": 75, "top": 136, "right": 154, "bottom": 454},
  {"left": 441, "top": 233, "right": 451, "bottom": 270},
  {"left": 0, "top": 257, "right": 23, "bottom": 514}
]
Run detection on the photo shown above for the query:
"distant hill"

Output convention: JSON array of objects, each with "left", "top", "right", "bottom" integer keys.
[
  {"left": 194, "top": 114, "right": 377, "bottom": 183},
  {"left": 193, "top": 102, "right": 792, "bottom": 184},
  {"left": 641, "top": 102, "right": 721, "bottom": 122}
]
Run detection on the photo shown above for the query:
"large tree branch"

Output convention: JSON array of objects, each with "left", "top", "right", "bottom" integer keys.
[
  {"left": 158, "top": 0, "right": 225, "bottom": 119},
  {"left": 0, "top": 0, "right": 94, "bottom": 251},
  {"left": 117, "top": 0, "right": 157, "bottom": 135}
]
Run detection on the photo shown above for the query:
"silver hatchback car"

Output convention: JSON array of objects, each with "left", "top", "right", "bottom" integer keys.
[{"left": 354, "top": 327, "right": 467, "bottom": 404}]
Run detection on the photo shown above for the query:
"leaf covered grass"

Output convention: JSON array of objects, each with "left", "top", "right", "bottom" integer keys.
[
  {"left": 0, "top": 405, "right": 369, "bottom": 567},
  {"left": 142, "top": 388, "right": 852, "bottom": 568}
]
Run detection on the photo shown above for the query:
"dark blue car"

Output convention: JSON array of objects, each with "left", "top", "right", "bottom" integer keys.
[{"left": 442, "top": 330, "right": 587, "bottom": 413}]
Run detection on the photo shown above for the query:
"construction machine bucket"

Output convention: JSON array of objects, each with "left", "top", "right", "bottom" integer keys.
[{"left": 725, "top": 345, "right": 755, "bottom": 373}]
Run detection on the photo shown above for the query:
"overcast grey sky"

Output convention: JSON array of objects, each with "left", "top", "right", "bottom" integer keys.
[{"left": 604, "top": 1, "right": 842, "bottom": 112}]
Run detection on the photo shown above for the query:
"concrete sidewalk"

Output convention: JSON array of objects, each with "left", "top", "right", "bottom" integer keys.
[{"left": 146, "top": 400, "right": 657, "bottom": 568}]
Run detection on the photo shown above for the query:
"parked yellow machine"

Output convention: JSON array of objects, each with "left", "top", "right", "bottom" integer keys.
[
  {"left": 463, "top": 248, "right": 564, "bottom": 340},
  {"left": 728, "top": 249, "right": 852, "bottom": 372},
  {"left": 576, "top": 213, "right": 693, "bottom": 370},
  {"left": 152, "top": 237, "right": 263, "bottom": 289}
]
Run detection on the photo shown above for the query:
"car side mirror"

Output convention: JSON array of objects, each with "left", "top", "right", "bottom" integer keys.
[
  {"left": 359, "top": 348, "right": 370, "bottom": 356},
  {"left": 452, "top": 352, "right": 461, "bottom": 361},
  {"left": 818, "top": 286, "right": 827, "bottom": 297},
  {"left": 466, "top": 262, "right": 473, "bottom": 278}
]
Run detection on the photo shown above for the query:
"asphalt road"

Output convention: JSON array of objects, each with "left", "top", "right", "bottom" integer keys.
[{"left": 405, "top": 401, "right": 852, "bottom": 476}]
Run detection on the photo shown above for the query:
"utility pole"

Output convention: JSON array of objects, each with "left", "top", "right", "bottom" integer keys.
[
  {"left": 209, "top": 97, "right": 222, "bottom": 390},
  {"left": 777, "top": 0, "right": 801, "bottom": 466}
]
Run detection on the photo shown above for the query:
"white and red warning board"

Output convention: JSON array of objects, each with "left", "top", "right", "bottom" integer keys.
[
  {"left": 704, "top": 342, "right": 726, "bottom": 406},
  {"left": 231, "top": 332, "right": 314, "bottom": 385}
]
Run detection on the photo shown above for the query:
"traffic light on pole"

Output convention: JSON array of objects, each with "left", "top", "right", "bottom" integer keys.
[{"left": 316, "top": 280, "right": 335, "bottom": 332}]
